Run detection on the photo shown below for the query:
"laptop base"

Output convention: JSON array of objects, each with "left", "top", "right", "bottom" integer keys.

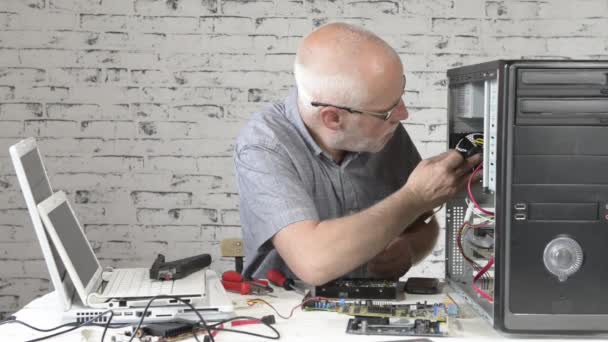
[{"left": 62, "top": 270, "right": 234, "bottom": 324}]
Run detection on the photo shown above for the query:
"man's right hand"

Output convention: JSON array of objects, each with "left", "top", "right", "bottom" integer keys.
[{"left": 403, "top": 150, "right": 481, "bottom": 212}]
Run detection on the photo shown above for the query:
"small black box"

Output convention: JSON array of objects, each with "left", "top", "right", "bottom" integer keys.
[{"left": 313, "top": 278, "right": 404, "bottom": 299}]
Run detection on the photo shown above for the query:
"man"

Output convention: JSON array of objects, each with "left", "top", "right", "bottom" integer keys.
[{"left": 234, "top": 22, "right": 480, "bottom": 285}]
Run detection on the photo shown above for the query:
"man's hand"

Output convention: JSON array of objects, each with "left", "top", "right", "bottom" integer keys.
[
  {"left": 367, "top": 234, "right": 413, "bottom": 280},
  {"left": 404, "top": 151, "right": 481, "bottom": 212}
]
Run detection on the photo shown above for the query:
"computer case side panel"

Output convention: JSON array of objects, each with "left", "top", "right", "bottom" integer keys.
[
  {"left": 445, "top": 60, "right": 503, "bottom": 324},
  {"left": 492, "top": 61, "right": 511, "bottom": 333}
]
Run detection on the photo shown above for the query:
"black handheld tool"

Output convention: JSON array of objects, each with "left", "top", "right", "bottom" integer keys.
[
  {"left": 455, "top": 132, "right": 483, "bottom": 158},
  {"left": 149, "top": 253, "right": 212, "bottom": 281}
]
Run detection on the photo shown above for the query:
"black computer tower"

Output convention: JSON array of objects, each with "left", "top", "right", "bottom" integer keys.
[{"left": 445, "top": 60, "right": 608, "bottom": 333}]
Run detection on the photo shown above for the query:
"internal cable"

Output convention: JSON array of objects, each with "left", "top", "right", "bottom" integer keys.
[
  {"left": 454, "top": 138, "right": 496, "bottom": 301},
  {"left": 458, "top": 222, "right": 492, "bottom": 293},
  {"left": 467, "top": 163, "right": 494, "bottom": 216},
  {"left": 472, "top": 257, "right": 495, "bottom": 302},
  {"left": 205, "top": 315, "right": 280, "bottom": 340},
  {"left": 465, "top": 197, "right": 494, "bottom": 222},
  {"left": 246, "top": 297, "right": 327, "bottom": 320},
  {"left": 457, "top": 204, "right": 495, "bottom": 300}
]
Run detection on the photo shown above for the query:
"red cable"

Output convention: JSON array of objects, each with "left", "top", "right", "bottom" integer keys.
[
  {"left": 467, "top": 163, "right": 495, "bottom": 216},
  {"left": 461, "top": 162, "right": 495, "bottom": 302},
  {"left": 211, "top": 323, "right": 222, "bottom": 337},
  {"left": 230, "top": 319, "right": 260, "bottom": 327},
  {"left": 247, "top": 296, "right": 328, "bottom": 320},
  {"left": 472, "top": 257, "right": 494, "bottom": 302},
  {"left": 207, "top": 319, "right": 263, "bottom": 338},
  {"left": 458, "top": 221, "right": 495, "bottom": 290}
]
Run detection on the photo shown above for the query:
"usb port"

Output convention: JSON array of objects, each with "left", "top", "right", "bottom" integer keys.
[
  {"left": 514, "top": 213, "right": 526, "bottom": 221},
  {"left": 514, "top": 203, "right": 526, "bottom": 210},
  {"left": 114, "top": 312, "right": 122, "bottom": 316},
  {"left": 124, "top": 312, "right": 133, "bottom": 316}
]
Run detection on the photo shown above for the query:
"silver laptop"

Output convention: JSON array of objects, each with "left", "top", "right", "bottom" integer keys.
[{"left": 10, "top": 138, "right": 233, "bottom": 323}]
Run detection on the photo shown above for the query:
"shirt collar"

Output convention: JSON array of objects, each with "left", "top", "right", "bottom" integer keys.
[
  {"left": 284, "top": 87, "right": 325, "bottom": 157},
  {"left": 284, "top": 87, "right": 363, "bottom": 166}
]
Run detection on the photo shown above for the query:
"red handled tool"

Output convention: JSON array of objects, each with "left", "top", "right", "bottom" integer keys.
[
  {"left": 221, "top": 271, "right": 274, "bottom": 295},
  {"left": 267, "top": 269, "right": 306, "bottom": 295}
]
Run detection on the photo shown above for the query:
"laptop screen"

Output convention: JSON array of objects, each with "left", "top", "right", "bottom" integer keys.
[
  {"left": 21, "top": 149, "right": 68, "bottom": 281},
  {"left": 22, "top": 149, "right": 53, "bottom": 203},
  {"left": 46, "top": 201, "right": 98, "bottom": 287}
]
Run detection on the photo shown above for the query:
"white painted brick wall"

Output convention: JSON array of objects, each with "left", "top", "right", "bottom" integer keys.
[{"left": 1, "top": 0, "right": 607, "bottom": 319}]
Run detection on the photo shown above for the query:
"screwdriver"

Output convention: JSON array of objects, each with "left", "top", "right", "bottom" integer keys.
[
  {"left": 267, "top": 268, "right": 306, "bottom": 295},
  {"left": 221, "top": 271, "right": 273, "bottom": 295}
]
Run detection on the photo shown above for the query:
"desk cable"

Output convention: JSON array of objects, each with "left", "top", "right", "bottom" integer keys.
[{"left": 0, "top": 294, "right": 281, "bottom": 342}]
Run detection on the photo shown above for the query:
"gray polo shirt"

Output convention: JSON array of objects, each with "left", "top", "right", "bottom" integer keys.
[{"left": 234, "top": 88, "right": 421, "bottom": 280}]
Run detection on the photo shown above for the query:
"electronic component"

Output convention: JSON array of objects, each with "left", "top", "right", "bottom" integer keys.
[
  {"left": 136, "top": 322, "right": 195, "bottom": 338},
  {"left": 345, "top": 316, "right": 447, "bottom": 337},
  {"left": 305, "top": 297, "right": 455, "bottom": 336},
  {"left": 303, "top": 298, "right": 453, "bottom": 321},
  {"left": 149, "top": 253, "right": 211, "bottom": 281},
  {"left": 464, "top": 228, "right": 494, "bottom": 250},
  {"left": 313, "top": 278, "right": 404, "bottom": 299},
  {"left": 404, "top": 277, "right": 440, "bottom": 295}
]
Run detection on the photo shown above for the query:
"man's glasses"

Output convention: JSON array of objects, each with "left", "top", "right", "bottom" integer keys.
[
  {"left": 310, "top": 100, "right": 401, "bottom": 121},
  {"left": 310, "top": 75, "right": 405, "bottom": 121}
]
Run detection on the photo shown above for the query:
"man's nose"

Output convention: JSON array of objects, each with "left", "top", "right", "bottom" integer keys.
[{"left": 393, "top": 100, "right": 409, "bottom": 122}]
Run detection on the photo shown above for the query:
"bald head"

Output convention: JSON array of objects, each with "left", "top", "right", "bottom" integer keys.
[{"left": 294, "top": 23, "right": 403, "bottom": 112}]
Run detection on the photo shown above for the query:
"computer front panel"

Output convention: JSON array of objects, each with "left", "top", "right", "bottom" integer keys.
[{"left": 446, "top": 60, "right": 608, "bottom": 333}]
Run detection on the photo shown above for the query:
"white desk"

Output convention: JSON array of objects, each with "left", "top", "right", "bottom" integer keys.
[{"left": 0, "top": 288, "right": 598, "bottom": 341}]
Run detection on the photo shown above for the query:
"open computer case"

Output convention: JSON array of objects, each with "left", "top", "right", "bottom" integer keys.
[{"left": 445, "top": 60, "right": 608, "bottom": 333}]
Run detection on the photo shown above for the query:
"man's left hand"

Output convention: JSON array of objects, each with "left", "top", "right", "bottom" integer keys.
[{"left": 367, "top": 234, "right": 413, "bottom": 280}]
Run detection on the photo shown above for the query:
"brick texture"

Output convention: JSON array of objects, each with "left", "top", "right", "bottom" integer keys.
[{"left": 1, "top": 0, "right": 607, "bottom": 319}]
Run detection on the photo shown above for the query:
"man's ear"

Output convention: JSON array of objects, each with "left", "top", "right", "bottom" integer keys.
[{"left": 319, "top": 107, "right": 342, "bottom": 131}]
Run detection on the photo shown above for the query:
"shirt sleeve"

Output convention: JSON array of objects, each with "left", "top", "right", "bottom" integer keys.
[{"left": 234, "top": 142, "right": 319, "bottom": 258}]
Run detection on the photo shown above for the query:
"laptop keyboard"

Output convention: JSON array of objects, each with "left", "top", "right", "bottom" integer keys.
[{"left": 101, "top": 269, "right": 174, "bottom": 298}]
